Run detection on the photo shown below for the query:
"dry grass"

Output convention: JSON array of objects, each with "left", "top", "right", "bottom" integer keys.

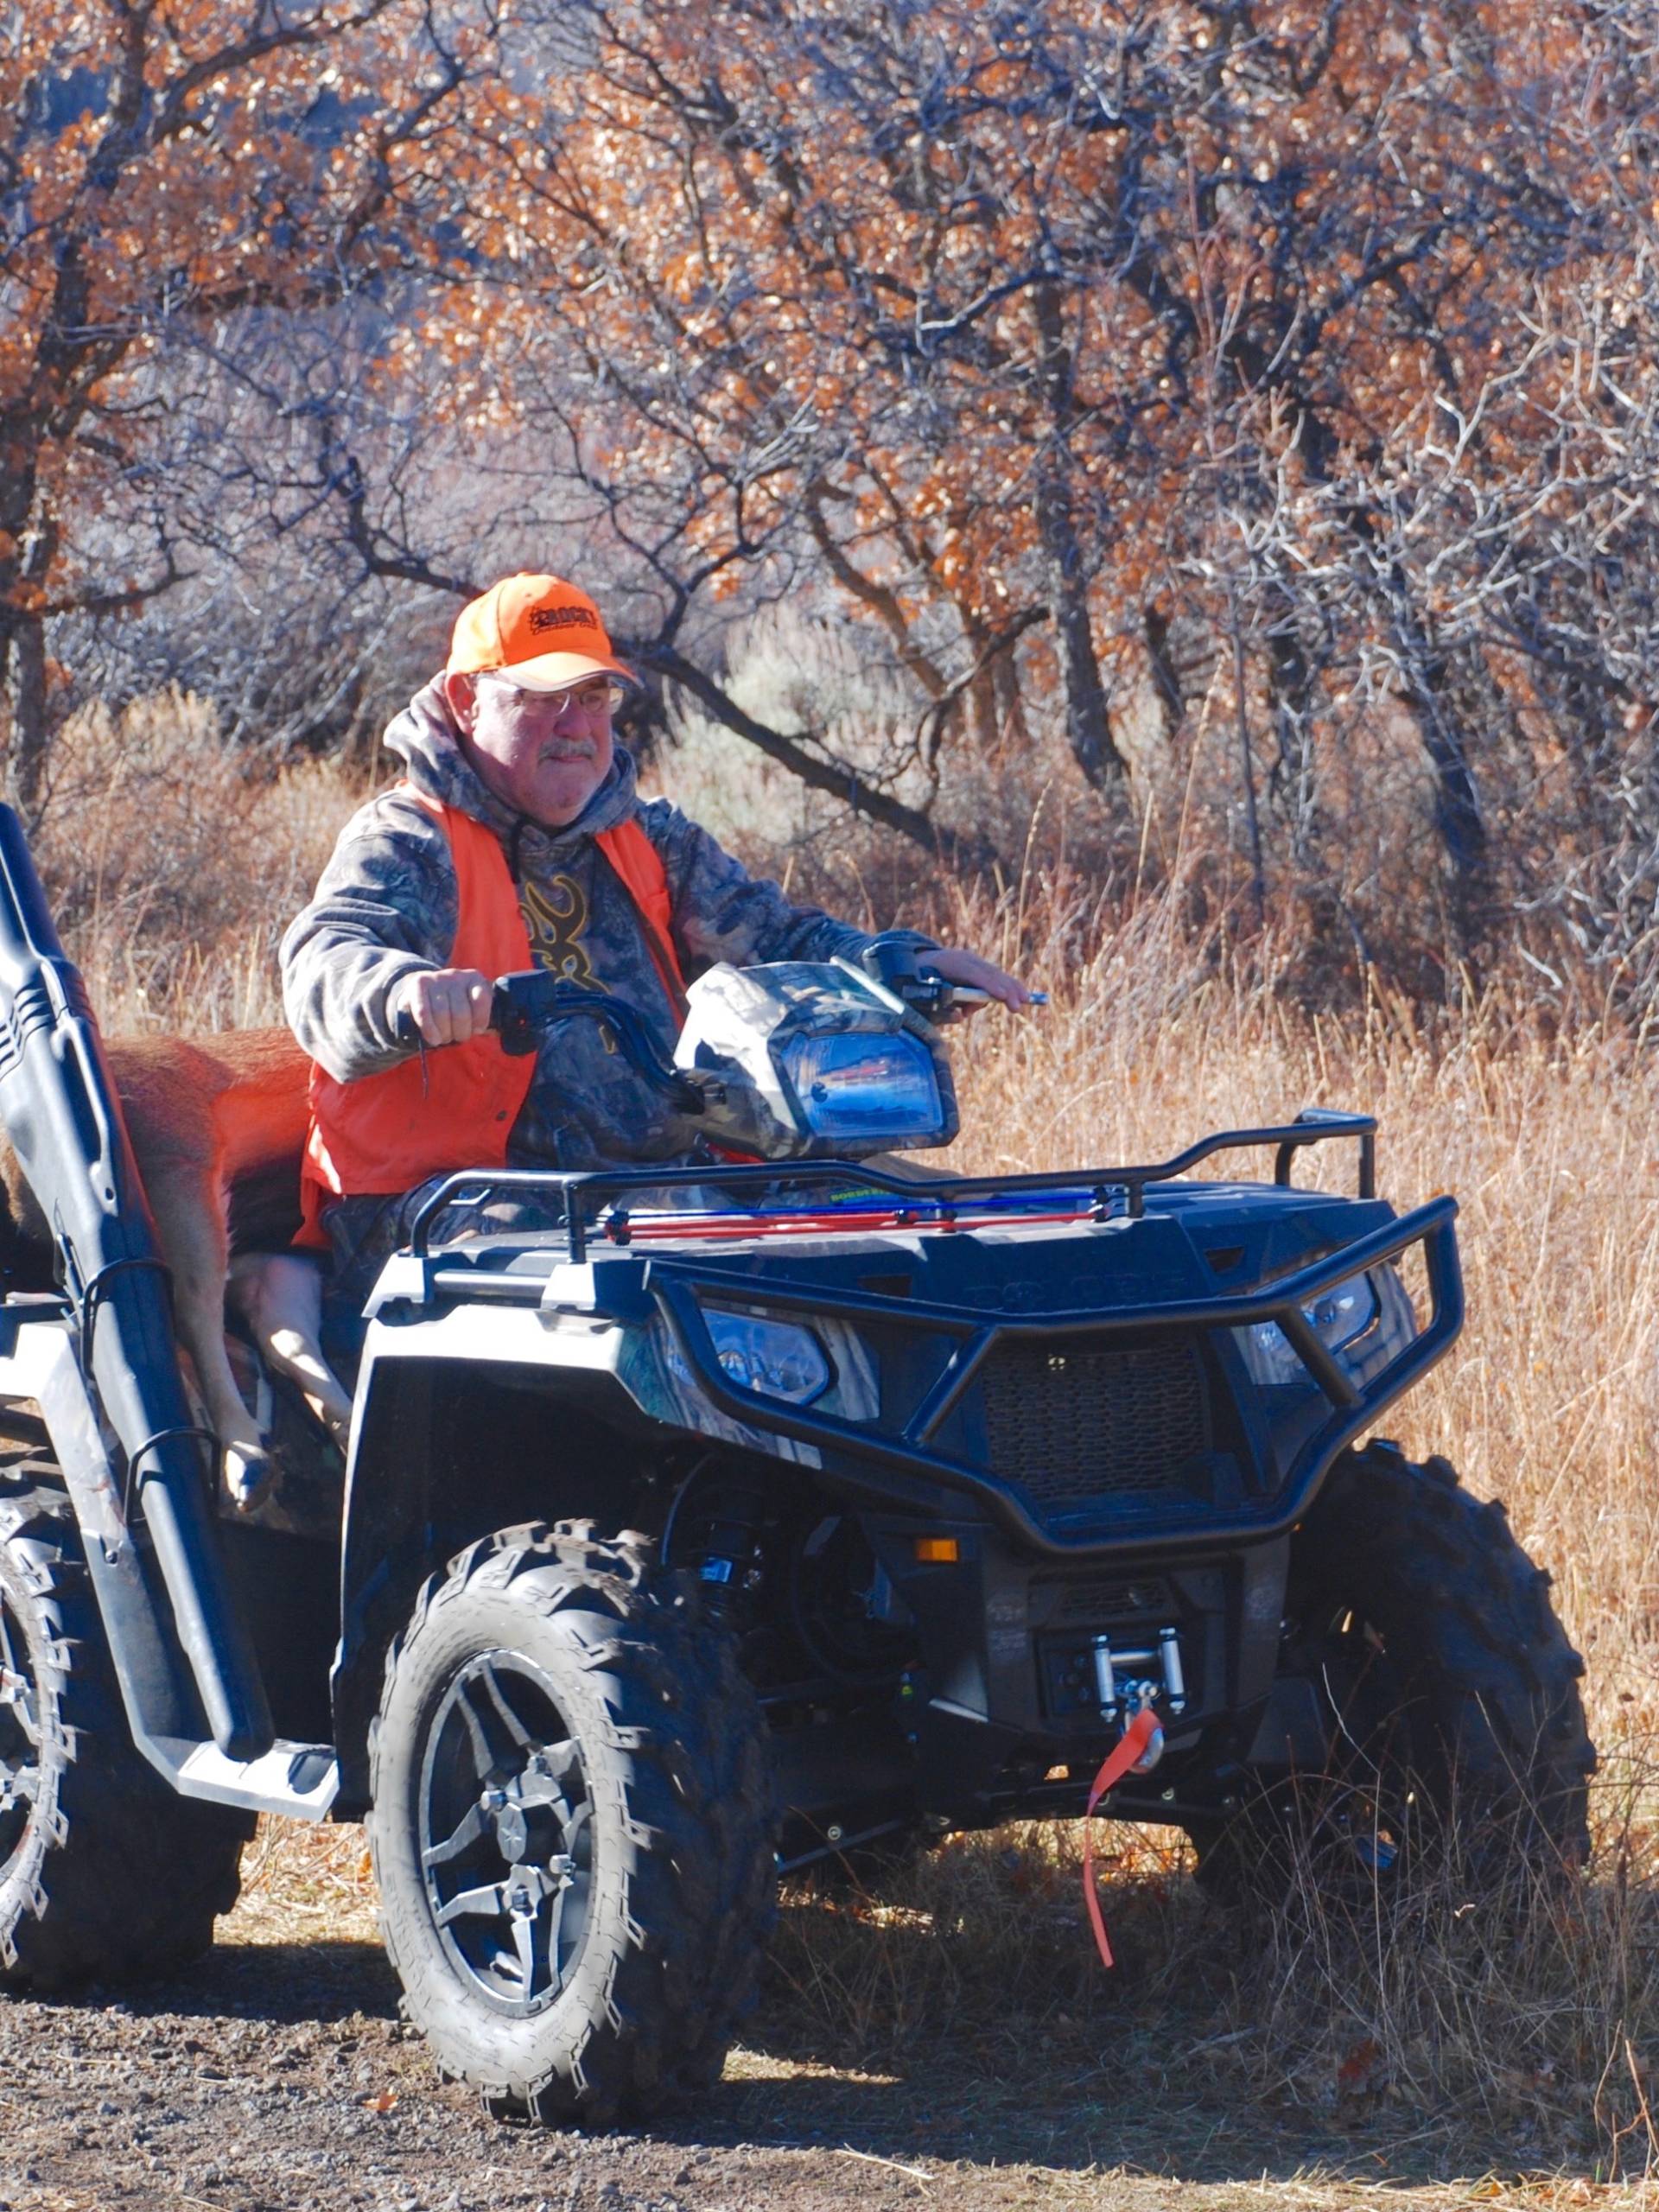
[
  {"left": 45, "top": 695, "right": 1659, "bottom": 2179},
  {"left": 32, "top": 687, "right": 359, "bottom": 1030},
  {"left": 226, "top": 1817, "right": 382, "bottom": 1952}
]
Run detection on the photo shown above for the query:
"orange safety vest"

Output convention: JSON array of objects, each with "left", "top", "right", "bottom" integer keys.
[{"left": 296, "top": 791, "right": 684, "bottom": 1245}]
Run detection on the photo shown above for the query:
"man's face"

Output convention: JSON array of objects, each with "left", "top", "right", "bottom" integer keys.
[{"left": 445, "top": 671, "right": 619, "bottom": 827}]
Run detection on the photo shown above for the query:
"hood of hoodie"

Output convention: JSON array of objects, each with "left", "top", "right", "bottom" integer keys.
[{"left": 382, "top": 676, "right": 641, "bottom": 872}]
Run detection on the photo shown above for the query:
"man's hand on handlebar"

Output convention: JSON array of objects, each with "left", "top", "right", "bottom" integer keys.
[
  {"left": 390, "top": 968, "right": 711, "bottom": 1111},
  {"left": 391, "top": 966, "right": 494, "bottom": 1047},
  {"left": 921, "top": 946, "right": 1037, "bottom": 1015}
]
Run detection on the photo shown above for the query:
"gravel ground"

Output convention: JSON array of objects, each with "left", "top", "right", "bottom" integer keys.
[{"left": 0, "top": 1840, "right": 1644, "bottom": 2212}]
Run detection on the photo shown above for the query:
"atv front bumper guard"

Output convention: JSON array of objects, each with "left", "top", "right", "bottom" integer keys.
[
  {"left": 643, "top": 1194, "right": 1460, "bottom": 1559},
  {"left": 389, "top": 1116, "right": 1460, "bottom": 1562}
]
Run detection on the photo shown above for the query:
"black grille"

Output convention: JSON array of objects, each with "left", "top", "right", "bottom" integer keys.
[
  {"left": 978, "top": 1337, "right": 1211, "bottom": 1512},
  {"left": 1053, "top": 1574, "right": 1175, "bottom": 1619}
]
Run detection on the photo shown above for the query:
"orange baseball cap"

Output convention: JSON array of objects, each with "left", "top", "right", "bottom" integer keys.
[{"left": 447, "top": 574, "right": 639, "bottom": 694}]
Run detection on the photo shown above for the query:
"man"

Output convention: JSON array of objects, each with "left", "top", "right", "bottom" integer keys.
[{"left": 282, "top": 572, "right": 1028, "bottom": 1310}]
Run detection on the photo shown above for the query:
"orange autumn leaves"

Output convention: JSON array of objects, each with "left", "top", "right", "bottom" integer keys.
[{"left": 5, "top": 0, "right": 1656, "bottom": 957}]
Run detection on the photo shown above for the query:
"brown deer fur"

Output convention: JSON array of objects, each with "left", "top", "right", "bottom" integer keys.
[{"left": 0, "top": 1027, "right": 351, "bottom": 1500}]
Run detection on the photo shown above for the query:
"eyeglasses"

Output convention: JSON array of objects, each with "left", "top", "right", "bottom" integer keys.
[{"left": 478, "top": 673, "right": 626, "bottom": 715}]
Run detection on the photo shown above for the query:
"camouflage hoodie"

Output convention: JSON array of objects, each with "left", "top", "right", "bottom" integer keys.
[{"left": 281, "top": 678, "right": 897, "bottom": 1172}]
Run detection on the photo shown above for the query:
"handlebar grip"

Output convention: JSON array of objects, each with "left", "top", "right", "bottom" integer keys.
[{"left": 393, "top": 1007, "right": 421, "bottom": 1048}]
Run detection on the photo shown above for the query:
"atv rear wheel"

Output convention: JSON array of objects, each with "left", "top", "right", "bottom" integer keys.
[
  {"left": 0, "top": 1463, "right": 252, "bottom": 1987},
  {"left": 368, "top": 1520, "right": 776, "bottom": 2128},
  {"left": 1189, "top": 1444, "right": 1593, "bottom": 1905}
]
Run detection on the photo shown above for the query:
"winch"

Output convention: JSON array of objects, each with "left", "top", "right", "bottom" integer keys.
[
  {"left": 1088, "top": 1625, "right": 1186, "bottom": 1725},
  {"left": 1039, "top": 1622, "right": 1187, "bottom": 1757}
]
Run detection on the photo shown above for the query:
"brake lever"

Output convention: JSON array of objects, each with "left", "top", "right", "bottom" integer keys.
[
  {"left": 861, "top": 934, "right": 1043, "bottom": 1018},
  {"left": 912, "top": 971, "right": 1049, "bottom": 1017},
  {"left": 391, "top": 1006, "right": 430, "bottom": 1095}
]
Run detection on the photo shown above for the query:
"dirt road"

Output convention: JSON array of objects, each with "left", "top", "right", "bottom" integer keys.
[{"left": 0, "top": 1833, "right": 1642, "bottom": 2212}]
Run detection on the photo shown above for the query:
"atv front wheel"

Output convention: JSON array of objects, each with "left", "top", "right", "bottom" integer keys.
[
  {"left": 368, "top": 1521, "right": 776, "bottom": 2127},
  {"left": 0, "top": 1464, "right": 252, "bottom": 1987},
  {"left": 1190, "top": 1444, "right": 1593, "bottom": 1904}
]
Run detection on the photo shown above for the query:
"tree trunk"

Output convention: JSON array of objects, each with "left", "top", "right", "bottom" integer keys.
[
  {"left": 1032, "top": 282, "right": 1125, "bottom": 789},
  {"left": 1035, "top": 479, "right": 1123, "bottom": 787},
  {"left": 1143, "top": 606, "right": 1186, "bottom": 741},
  {"left": 1382, "top": 589, "right": 1490, "bottom": 968},
  {"left": 959, "top": 612, "right": 1001, "bottom": 755},
  {"left": 1271, "top": 385, "right": 1491, "bottom": 963},
  {"left": 3, "top": 608, "right": 48, "bottom": 818},
  {"left": 992, "top": 644, "right": 1031, "bottom": 760},
  {"left": 1265, "top": 607, "right": 1318, "bottom": 868}
]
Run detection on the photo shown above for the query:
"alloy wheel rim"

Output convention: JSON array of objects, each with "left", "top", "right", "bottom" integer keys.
[{"left": 417, "top": 1649, "right": 593, "bottom": 2017}]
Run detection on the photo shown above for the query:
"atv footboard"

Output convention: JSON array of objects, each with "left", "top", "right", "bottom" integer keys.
[{"left": 0, "top": 805, "right": 335, "bottom": 1817}]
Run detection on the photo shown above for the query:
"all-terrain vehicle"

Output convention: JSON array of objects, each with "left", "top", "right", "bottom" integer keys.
[{"left": 0, "top": 805, "right": 1592, "bottom": 2125}]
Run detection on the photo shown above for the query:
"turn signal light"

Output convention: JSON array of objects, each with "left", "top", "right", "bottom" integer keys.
[{"left": 913, "top": 1536, "right": 959, "bottom": 1563}]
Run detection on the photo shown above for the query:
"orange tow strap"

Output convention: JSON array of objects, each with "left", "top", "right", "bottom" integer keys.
[{"left": 1081, "top": 1705, "right": 1163, "bottom": 1969}]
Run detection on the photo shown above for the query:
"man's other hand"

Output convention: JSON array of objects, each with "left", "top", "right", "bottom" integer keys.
[
  {"left": 391, "top": 967, "right": 495, "bottom": 1047},
  {"left": 923, "top": 947, "right": 1035, "bottom": 1013}
]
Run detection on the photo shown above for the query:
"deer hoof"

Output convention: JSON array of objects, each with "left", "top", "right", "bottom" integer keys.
[{"left": 222, "top": 1438, "right": 275, "bottom": 1515}]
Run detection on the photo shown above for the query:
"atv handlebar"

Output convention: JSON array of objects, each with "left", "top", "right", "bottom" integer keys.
[
  {"left": 391, "top": 942, "right": 1033, "bottom": 1104},
  {"left": 491, "top": 974, "right": 714, "bottom": 1115},
  {"left": 394, "top": 972, "right": 712, "bottom": 1116}
]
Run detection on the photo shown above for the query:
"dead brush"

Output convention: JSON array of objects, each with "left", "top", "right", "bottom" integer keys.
[
  {"left": 1202, "top": 1750, "right": 1659, "bottom": 2172},
  {"left": 31, "top": 688, "right": 363, "bottom": 1032},
  {"left": 232, "top": 1817, "right": 380, "bottom": 1950},
  {"left": 755, "top": 1758, "right": 1659, "bottom": 2171},
  {"left": 765, "top": 1820, "right": 1205, "bottom": 2063}
]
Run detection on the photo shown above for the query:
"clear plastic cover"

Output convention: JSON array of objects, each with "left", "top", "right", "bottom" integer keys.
[
  {"left": 705, "top": 1311, "right": 831, "bottom": 1404},
  {"left": 780, "top": 1031, "right": 945, "bottom": 1142},
  {"left": 1235, "top": 1269, "right": 1382, "bottom": 1389}
]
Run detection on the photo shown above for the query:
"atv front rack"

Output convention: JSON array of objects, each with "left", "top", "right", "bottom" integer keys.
[{"left": 404, "top": 1108, "right": 1380, "bottom": 1265}]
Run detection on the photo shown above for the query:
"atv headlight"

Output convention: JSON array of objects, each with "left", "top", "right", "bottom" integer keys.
[
  {"left": 705, "top": 1311, "right": 831, "bottom": 1405},
  {"left": 779, "top": 1031, "right": 944, "bottom": 1143},
  {"left": 1236, "top": 1270, "right": 1381, "bottom": 1389}
]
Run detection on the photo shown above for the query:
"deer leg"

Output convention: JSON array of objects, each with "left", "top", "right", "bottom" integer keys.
[
  {"left": 228, "top": 1251, "right": 354, "bottom": 1448},
  {"left": 144, "top": 1164, "right": 273, "bottom": 1510}
]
